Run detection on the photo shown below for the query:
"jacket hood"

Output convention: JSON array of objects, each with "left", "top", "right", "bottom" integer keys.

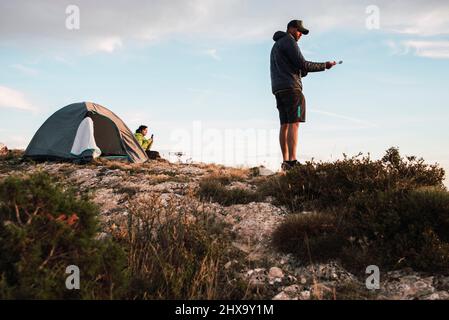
[{"left": 273, "top": 31, "right": 287, "bottom": 41}]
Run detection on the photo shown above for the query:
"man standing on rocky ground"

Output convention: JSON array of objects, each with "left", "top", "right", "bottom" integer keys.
[{"left": 270, "top": 20, "right": 336, "bottom": 172}]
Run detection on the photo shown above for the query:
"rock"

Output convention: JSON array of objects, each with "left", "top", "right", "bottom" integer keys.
[
  {"left": 257, "top": 166, "right": 275, "bottom": 176},
  {"left": 0, "top": 143, "right": 8, "bottom": 156},
  {"left": 269, "top": 267, "right": 284, "bottom": 279},
  {"left": 246, "top": 268, "right": 267, "bottom": 288},
  {"left": 272, "top": 285, "right": 301, "bottom": 300},
  {"left": 283, "top": 284, "right": 301, "bottom": 294},
  {"left": 95, "top": 232, "right": 110, "bottom": 241},
  {"left": 224, "top": 202, "right": 284, "bottom": 248},
  {"left": 299, "top": 290, "right": 311, "bottom": 300},
  {"left": 268, "top": 267, "right": 284, "bottom": 285},
  {"left": 178, "top": 165, "right": 205, "bottom": 175},
  {"left": 294, "top": 262, "right": 356, "bottom": 284},
  {"left": 382, "top": 273, "right": 436, "bottom": 299},
  {"left": 272, "top": 292, "right": 293, "bottom": 300},
  {"left": 422, "top": 291, "right": 449, "bottom": 300}
]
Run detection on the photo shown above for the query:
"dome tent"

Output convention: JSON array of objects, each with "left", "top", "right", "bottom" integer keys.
[{"left": 24, "top": 102, "right": 148, "bottom": 163}]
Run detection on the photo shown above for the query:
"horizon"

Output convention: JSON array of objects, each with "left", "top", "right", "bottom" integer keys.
[{"left": 1, "top": 0, "right": 448, "bottom": 187}]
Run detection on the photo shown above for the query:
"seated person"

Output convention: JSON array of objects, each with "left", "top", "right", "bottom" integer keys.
[{"left": 134, "top": 125, "right": 160, "bottom": 159}]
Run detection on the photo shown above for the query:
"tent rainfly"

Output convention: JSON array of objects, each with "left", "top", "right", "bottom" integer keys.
[{"left": 24, "top": 102, "right": 148, "bottom": 163}]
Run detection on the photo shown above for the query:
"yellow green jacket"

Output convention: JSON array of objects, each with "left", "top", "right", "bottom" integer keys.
[{"left": 134, "top": 132, "right": 153, "bottom": 151}]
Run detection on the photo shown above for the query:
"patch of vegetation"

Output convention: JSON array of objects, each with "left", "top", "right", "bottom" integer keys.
[
  {"left": 115, "top": 186, "right": 140, "bottom": 198},
  {"left": 272, "top": 212, "right": 347, "bottom": 263},
  {"left": 334, "top": 282, "right": 379, "bottom": 300},
  {"left": 0, "top": 150, "right": 26, "bottom": 173},
  {"left": 197, "top": 176, "right": 261, "bottom": 206},
  {"left": 0, "top": 172, "right": 127, "bottom": 299},
  {"left": 0, "top": 149, "right": 24, "bottom": 160},
  {"left": 0, "top": 172, "right": 250, "bottom": 299},
  {"left": 122, "top": 196, "right": 248, "bottom": 299},
  {"left": 260, "top": 147, "right": 444, "bottom": 212},
  {"left": 269, "top": 148, "right": 449, "bottom": 274}
]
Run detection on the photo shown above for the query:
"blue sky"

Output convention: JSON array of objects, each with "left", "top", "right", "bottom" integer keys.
[{"left": 1, "top": 0, "right": 448, "bottom": 185}]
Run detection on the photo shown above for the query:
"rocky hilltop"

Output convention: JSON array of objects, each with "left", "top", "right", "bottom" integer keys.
[{"left": 0, "top": 152, "right": 448, "bottom": 300}]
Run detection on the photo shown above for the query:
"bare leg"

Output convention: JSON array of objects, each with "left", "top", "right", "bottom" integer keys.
[
  {"left": 287, "top": 122, "right": 300, "bottom": 161},
  {"left": 279, "top": 124, "right": 289, "bottom": 161}
]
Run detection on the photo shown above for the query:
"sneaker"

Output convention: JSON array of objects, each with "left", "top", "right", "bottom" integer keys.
[
  {"left": 281, "top": 161, "right": 292, "bottom": 172},
  {"left": 289, "top": 160, "right": 301, "bottom": 168}
]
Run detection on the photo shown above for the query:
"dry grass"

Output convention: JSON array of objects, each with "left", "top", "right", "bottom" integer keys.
[
  {"left": 118, "top": 193, "right": 249, "bottom": 300},
  {"left": 198, "top": 163, "right": 250, "bottom": 181}
]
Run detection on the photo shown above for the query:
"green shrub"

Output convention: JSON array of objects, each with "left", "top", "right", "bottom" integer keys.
[
  {"left": 198, "top": 177, "right": 261, "bottom": 206},
  {"left": 269, "top": 148, "right": 449, "bottom": 274},
  {"left": 260, "top": 147, "right": 445, "bottom": 211},
  {"left": 0, "top": 172, "right": 127, "bottom": 299},
  {"left": 272, "top": 212, "right": 347, "bottom": 263},
  {"left": 348, "top": 188, "right": 449, "bottom": 272}
]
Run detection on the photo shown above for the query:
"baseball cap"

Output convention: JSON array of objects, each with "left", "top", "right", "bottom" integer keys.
[{"left": 287, "top": 20, "right": 309, "bottom": 35}]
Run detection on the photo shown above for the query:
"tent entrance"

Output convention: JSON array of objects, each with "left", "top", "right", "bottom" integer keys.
[
  {"left": 70, "top": 117, "right": 101, "bottom": 159},
  {"left": 89, "top": 114, "right": 128, "bottom": 157}
]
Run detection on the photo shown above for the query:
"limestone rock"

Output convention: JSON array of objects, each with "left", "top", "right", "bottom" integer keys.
[{"left": 0, "top": 143, "right": 8, "bottom": 156}]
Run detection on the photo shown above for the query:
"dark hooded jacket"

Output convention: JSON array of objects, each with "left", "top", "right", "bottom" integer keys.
[{"left": 270, "top": 31, "right": 326, "bottom": 94}]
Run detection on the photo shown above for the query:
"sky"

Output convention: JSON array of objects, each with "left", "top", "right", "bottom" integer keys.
[{"left": 0, "top": 0, "right": 448, "bottom": 185}]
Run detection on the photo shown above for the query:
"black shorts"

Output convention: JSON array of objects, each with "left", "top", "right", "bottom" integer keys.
[{"left": 275, "top": 89, "right": 306, "bottom": 124}]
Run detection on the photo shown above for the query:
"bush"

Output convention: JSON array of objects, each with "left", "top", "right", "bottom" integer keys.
[
  {"left": 272, "top": 212, "right": 347, "bottom": 263},
  {"left": 348, "top": 187, "right": 449, "bottom": 273},
  {"left": 0, "top": 149, "right": 24, "bottom": 161},
  {"left": 198, "top": 176, "right": 261, "bottom": 206},
  {"left": 260, "top": 147, "right": 445, "bottom": 211},
  {"left": 0, "top": 172, "right": 127, "bottom": 299},
  {"left": 122, "top": 195, "right": 247, "bottom": 299},
  {"left": 269, "top": 148, "right": 449, "bottom": 274}
]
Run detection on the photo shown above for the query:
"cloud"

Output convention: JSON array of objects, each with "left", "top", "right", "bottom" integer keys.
[
  {"left": 386, "top": 40, "right": 449, "bottom": 59},
  {"left": 0, "top": 86, "right": 37, "bottom": 111},
  {"left": 402, "top": 40, "right": 449, "bottom": 59},
  {"left": 204, "top": 49, "right": 221, "bottom": 61},
  {"left": 10, "top": 64, "right": 39, "bottom": 76},
  {"left": 1, "top": 0, "right": 449, "bottom": 55},
  {"left": 2, "top": 135, "right": 30, "bottom": 149},
  {"left": 384, "top": 4, "right": 449, "bottom": 36},
  {"left": 311, "top": 109, "right": 377, "bottom": 128},
  {"left": 89, "top": 36, "right": 123, "bottom": 53}
]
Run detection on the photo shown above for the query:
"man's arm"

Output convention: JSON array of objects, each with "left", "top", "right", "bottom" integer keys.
[
  {"left": 283, "top": 37, "right": 326, "bottom": 73},
  {"left": 298, "top": 48, "right": 326, "bottom": 73}
]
